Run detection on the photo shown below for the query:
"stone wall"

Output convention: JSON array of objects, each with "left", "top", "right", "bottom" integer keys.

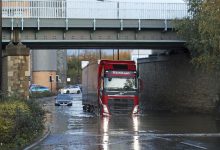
[
  {"left": 2, "top": 55, "right": 30, "bottom": 98},
  {"left": 138, "top": 52, "right": 220, "bottom": 113},
  {"left": 2, "top": 43, "right": 30, "bottom": 98},
  {"left": 2, "top": 57, "right": 8, "bottom": 92}
]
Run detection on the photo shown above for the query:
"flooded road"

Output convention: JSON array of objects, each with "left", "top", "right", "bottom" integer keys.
[{"left": 34, "top": 95, "right": 220, "bottom": 150}]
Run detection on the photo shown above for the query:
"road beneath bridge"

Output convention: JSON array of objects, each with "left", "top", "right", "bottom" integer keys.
[{"left": 33, "top": 95, "right": 220, "bottom": 150}]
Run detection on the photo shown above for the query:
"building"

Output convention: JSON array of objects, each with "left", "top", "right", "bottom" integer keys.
[
  {"left": 31, "top": 50, "right": 57, "bottom": 92},
  {"left": 2, "top": 0, "right": 66, "bottom": 18},
  {"left": 31, "top": 49, "right": 67, "bottom": 92},
  {"left": 131, "top": 50, "right": 152, "bottom": 62}
]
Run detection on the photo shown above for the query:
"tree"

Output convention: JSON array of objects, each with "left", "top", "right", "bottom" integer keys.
[
  {"left": 67, "top": 50, "right": 132, "bottom": 84},
  {"left": 67, "top": 55, "right": 81, "bottom": 84},
  {"left": 175, "top": 0, "right": 220, "bottom": 71}
]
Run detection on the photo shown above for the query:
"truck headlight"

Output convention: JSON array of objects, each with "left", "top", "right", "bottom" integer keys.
[
  {"left": 133, "top": 105, "right": 139, "bottom": 114},
  {"left": 103, "top": 104, "right": 109, "bottom": 113}
]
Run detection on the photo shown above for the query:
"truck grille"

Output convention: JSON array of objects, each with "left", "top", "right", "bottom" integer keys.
[{"left": 108, "top": 99, "right": 134, "bottom": 115}]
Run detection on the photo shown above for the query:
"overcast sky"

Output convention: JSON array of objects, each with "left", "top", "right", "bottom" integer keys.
[
  {"left": 67, "top": 0, "right": 186, "bottom": 55},
  {"left": 90, "top": 0, "right": 185, "bottom": 3}
]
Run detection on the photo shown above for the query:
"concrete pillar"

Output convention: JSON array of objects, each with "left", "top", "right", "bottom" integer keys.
[{"left": 2, "top": 43, "right": 30, "bottom": 98}]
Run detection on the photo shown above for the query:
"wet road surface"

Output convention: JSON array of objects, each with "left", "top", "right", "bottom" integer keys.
[{"left": 34, "top": 95, "right": 220, "bottom": 150}]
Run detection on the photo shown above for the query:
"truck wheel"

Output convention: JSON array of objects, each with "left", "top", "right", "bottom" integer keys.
[
  {"left": 77, "top": 90, "right": 80, "bottom": 94},
  {"left": 67, "top": 103, "right": 72, "bottom": 106},
  {"left": 83, "top": 105, "right": 86, "bottom": 111},
  {"left": 95, "top": 106, "right": 101, "bottom": 116},
  {"left": 87, "top": 105, "right": 91, "bottom": 112},
  {"left": 66, "top": 90, "right": 70, "bottom": 94},
  {"left": 90, "top": 106, "right": 94, "bottom": 113}
]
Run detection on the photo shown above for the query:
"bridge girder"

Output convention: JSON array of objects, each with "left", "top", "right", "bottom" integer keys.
[
  {"left": 2, "top": 18, "right": 185, "bottom": 50},
  {"left": 2, "top": 40, "right": 185, "bottom": 50}
]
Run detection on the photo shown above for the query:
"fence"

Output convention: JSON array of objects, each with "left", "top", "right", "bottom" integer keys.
[{"left": 2, "top": 0, "right": 188, "bottom": 19}]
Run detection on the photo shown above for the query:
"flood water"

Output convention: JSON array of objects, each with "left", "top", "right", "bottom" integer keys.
[{"left": 34, "top": 95, "right": 220, "bottom": 150}]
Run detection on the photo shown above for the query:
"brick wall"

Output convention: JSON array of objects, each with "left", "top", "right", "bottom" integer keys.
[
  {"left": 32, "top": 71, "right": 57, "bottom": 93},
  {"left": 138, "top": 53, "right": 220, "bottom": 113}
]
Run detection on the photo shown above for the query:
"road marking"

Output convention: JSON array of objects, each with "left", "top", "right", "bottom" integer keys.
[
  {"left": 157, "top": 137, "right": 208, "bottom": 149},
  {"left": 156, "top": 137, "right": 172, "bottom": 141},
  {"left": 66, "top": 131, "right": 220, "bottom": 137},
  {"left": 106, "top": 132, "right": 220, "bottom": 137},
  {"left": 180, "top": 142, "right": 207, "bottom": 150},
  {"left": 150, "top": 133, "right": 220, "bottom": 137}
]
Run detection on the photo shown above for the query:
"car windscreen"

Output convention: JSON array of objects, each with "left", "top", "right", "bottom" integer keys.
[
  {"left": 104, "top": 77, "right": 137, "bottom": 91},
  {"left": 40, "top": 87, "right": 48, "bottom": 89},
  {"left": 56, "top": 95, "right": 72, "bottom": 100}
]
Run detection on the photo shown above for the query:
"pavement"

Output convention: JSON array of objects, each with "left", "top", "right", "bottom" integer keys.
[{"left": 24, "top": 96, "right": 54, "bottom": 150}]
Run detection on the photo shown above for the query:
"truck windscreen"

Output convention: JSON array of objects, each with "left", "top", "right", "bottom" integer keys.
[{"left": 104, "top": 77, "right": 137, "bottom": 91}]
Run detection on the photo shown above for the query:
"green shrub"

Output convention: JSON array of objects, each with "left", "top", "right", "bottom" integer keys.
[
  {"left": 0, "top": 97, "right": 45, "bottom": 149},
  {"left": 29, "top": 91, "right": 55, "bottom": 99}
]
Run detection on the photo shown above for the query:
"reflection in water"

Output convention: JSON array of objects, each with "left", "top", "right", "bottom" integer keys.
[
  {"left": 101, "top": 117, "right": 110, "bottom": 150},
  {"left": 133, "top": 116, "right": 139, "bottom": 132},
  {"left": 133, "top": 135, "right": 140, "bottom": 150},
  {"left": 99, "top": 116, "right": 141, "bottom": 150},
  {"left": 133, "top": 116, "right": 140, "bottom": 150}
]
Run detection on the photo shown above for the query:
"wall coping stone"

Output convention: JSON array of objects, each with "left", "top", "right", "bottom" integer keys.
[{"left": 3, "top": 42, "right": 30, "bottom": 56}]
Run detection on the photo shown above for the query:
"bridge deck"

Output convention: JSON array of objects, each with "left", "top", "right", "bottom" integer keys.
[{"left": 2, "top": 0, "right": 187, "bottom": 49}]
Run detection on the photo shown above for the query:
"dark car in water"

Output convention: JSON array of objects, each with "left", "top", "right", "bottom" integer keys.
[{"left": 55, "top": 94, "right": 72, "bottom": 106}]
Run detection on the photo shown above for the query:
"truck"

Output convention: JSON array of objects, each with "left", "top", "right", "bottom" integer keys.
[{"left": 82, "top": 60, "right": 140, "bottom": 116}]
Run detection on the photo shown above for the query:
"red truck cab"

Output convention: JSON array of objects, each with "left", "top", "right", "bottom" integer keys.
[{"left": 82, "top": 60, "right": 140, "bottom": 116}]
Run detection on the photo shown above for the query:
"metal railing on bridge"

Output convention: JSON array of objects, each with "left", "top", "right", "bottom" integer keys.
[{"left": 2, "top": 0, "right": 188, "bottom": 19}]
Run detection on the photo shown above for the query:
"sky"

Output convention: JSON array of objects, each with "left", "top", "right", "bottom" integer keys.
[
  {"left": 85, "top": 0, "right": 185, "bottom": 3},
  {"left": 67, "top": 0, "right": 186, "bottom": 55}
]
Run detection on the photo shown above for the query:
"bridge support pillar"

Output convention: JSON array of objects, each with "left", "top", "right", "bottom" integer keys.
[{"left": 2, "top": 43, "right": 30, "bottom": 99}]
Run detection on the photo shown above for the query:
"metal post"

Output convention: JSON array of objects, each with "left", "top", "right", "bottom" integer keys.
[
  {"left": 117, "top": 49, "right": 119, "bottom": 60},
  {"left": 51, "top": 81, "right": 52, "bottom": 93},
  {"left": 78, "top": 49, "right": 80, "bottom": 83},
  {"left": 117, "top": 1, "right": 119, "bottom": 19},
  {"left": 99, "top": 49, "right": 102, "bottom": 59},
  {"left": 113, "top": 49, "right": 114, "bottom": 60},
  {"left": 49, "top": 75, "right": 53, "bottom": 92}
]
